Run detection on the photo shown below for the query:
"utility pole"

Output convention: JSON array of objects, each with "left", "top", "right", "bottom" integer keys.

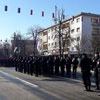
[{"left": 53, "top": 6, "right": 65, "bottom": 57}]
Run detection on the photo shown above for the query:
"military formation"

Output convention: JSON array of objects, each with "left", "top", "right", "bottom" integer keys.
[
  {"left": 13, "top": 55, "right": 76, "bottom": 78},
  {"left": 0, "top": 52, "right": 100, "bottom": 93}
]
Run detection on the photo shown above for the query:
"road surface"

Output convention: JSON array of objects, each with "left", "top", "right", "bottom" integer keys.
[{"left": 0, "top": 67, "right": 100, "bottom": 100}]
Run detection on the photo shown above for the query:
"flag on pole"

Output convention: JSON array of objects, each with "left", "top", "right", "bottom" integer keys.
[
  {"left": 42, "top": 11, "right": 44, "bottom": 17},
  {"left": 82, "top": 16, "right": 83, "bottom": 21},
  {"left": 63, "top": 14, "right": 65, "bottom": 19},
  {"left": 30, "top": 9, "right": 33, "bottom": 15},
  {"left": 5, "top": 6, "right": 8, "bottom": 11},
  {"left": 52, "top": 13, "right": 55, "bottom": 18},
  {"left": 91, "top": 18, "right": 93, "bottom": 22},
  {"left": 72, "top": 16, "right": 74, "bottom": 21},
  {"left": 98, "top": 18, "right": 100, "bottom": 24},
  {"left": 18, "top": 8, "right": 21, "bottom": 13}
]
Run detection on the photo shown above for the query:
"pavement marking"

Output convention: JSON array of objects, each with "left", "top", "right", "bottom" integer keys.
[
  {"left": 0, "top": 71, "right": 38, "bottom": 88},
  {"left": 15, "top": 77, "right": 38, "bottom": 88}
]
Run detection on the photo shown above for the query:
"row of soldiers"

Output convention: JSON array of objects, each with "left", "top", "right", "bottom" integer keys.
[
  {"left": 13, "top": 55, "right": 78, "bottom": 78},
  {"left": 0, "top": 53, "right": 100, "bottom": 92},
  {"left": 12, "top": 53, "right": 100, "bottom": 92}
]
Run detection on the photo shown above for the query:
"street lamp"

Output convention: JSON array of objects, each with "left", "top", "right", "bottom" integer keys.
[{"left": 53, "top": 7, "right": 65, "bottom": 57}]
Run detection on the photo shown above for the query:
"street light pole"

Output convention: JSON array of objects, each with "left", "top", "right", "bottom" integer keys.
[
  {"left": 58, "top": 20, "right": 62, "bottom": 57},
  {"left": 55, "top": 9, "right": 65, "bottom": 57}
]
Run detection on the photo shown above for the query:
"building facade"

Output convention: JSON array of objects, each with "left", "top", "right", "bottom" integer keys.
[{"left": 37, "top": 12, "right": 100, "bottom": 55}]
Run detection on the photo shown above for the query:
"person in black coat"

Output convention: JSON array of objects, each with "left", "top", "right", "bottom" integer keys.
[
  {"left": 72, "top": 57, "right": 79, "bottom": 78},
  {"left": 65, "top": 55, "right": 72, "bottom": 78},
  {"left": 54, "top": 56, "right": 60, "bottom": 75},
  {"left": 80, "top": 53, "right": 92, "bottom": 91},
  {"left": 92, "top": 52, "right": 99, "bottom": 90},
  {"left": 60, "top": 56, "right": 66, "bottom": 76},
  {"left": 97, "top": 55, "right": 100, "bottom": 91}
]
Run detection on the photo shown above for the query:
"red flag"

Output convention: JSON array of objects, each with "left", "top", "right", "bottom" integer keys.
[
  {"left": 72, "top": 16, "right": 74, "bottom": 21},
  {"left": 18, "top": 8, "right": 21, "bottom": 13},
  {"left": 98, "top": 19, "right": 100, "bottom": 24},
  {"left": 91, "top": 18, "right": 93, "bottom": 22},
  {"left": 30, "top": 9, "right": 33, "bottom": 15},
  {"left": 42, "top": 11, "right": 44, "bottom": 17},
  {"left": 52, "top": 13, "right": 55, "bottom": 18},
  {"left": 82, "top": 16, "right": 83, "bottom": 21},
  {"left": 5, "top": 6, "right": 8, "bottom": 11}
]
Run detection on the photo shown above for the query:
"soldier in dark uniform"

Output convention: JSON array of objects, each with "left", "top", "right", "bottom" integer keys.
[
  {"left": 23, "top": 57, "right": 28, "bottom": 74},
  {"left": 92, "top": 52, "right": 100, "bottom": 90},
  {"left": 80, "top": 53, "right": 92, "bottom": 91},
  {"left": 60, "top": 56, "right": 65, "bottom": 76},
  {"left": 47, "top": 56, "right": 54, "bottom": 75},
  {"left": 19, "top": 56, "right": 24, "bottom": 73},
  {"left": 54, "top": 56, "right": 60, "bottom": 75},
  {"left": 72, "top": 57, "right": 79, "bottom": 78},
  {"left": 27, "top": 57, "right": 31, "bottom": 74},
  {"left": 65, "top": 55, "right": 72, "bottom": 78},
  {"left": 97, "top": 54, "right": 100, "bottom": 91},
  {"left": 97, "top": 54, "right": 100, "bottom": 96},
  {"left": 21, "top": 56, "right": 26, "bottom": 73},
  {"left": 15, "top": 57, "right": 19, "bottom": 72},
  {"left": 34, "top": 57, "right": 39, "bottom": 77},
  {"left": 41, "top": 57, "right": 47, "bottom": 76},
  {"left": 29, "top": 57, "right": 34, "bottom": 75}
]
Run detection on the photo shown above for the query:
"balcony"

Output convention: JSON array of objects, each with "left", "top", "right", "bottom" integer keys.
[{"left": 92, "top": 23, "right": 100, "bottom": 26}]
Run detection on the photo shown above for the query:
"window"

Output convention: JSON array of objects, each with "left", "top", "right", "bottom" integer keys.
[
  {"left": 43, "top": 44, "right": 48, "bottom": 50},
  {"left": 92, "top": 18, "right": 98, "bottom": 24},
  {"left": 55, "top": 42, "right": 57, "bottom": 46},
  {"left": 48, "top": 43, "right": 50, "bottom": 46},
  {"left": 76, "top": 18, "right": 80, "bottom": 23},
  {"left": 43, "top": 31, "right": 48, "bottom": 36},
  {"left": 77, "top": 37, "right": 80, "bottom": 41},
  {"left": 77, "top": 27, "right": 80, "bottom": 32},
  {"left": 92, "top": 28, "right": 99, "bottom": 34},
  {"left": 51, "top": 35, "right": 53, "bottom": 39},
  {"left": 52, "top": 43, "right": 53, "bottom": 46},
  {"left": 48, "top": 36, "right": 50, "bottom": 40},
  {"left": 55, "top": 34, "right": 58, "bottom": 38},
  {"left": 48, "top": 29, "right": 51, "bottom": 33},
  {"left": 71, "top": 21, "right": 74, "bottom": 25},
  {"left": 71, "top": 29, "right": 74, "bottom": 33},
  {"left": 72, "top": 47, "right": 74, "bottom": 50},
  {"left": 51, "top": 27, "right": 54, "bottom": 32}
]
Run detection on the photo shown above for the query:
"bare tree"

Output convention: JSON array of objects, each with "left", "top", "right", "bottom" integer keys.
[
  {"left": 72, "top": 34, "right": 92, "bottom": 55},
  {"left": 27, "top": 25, "right": 43, "bottom": 56}
]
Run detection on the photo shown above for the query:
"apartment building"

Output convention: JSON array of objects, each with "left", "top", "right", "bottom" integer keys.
[{"left": 38, "top": 12, "right": 100, "bottom": 55}]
